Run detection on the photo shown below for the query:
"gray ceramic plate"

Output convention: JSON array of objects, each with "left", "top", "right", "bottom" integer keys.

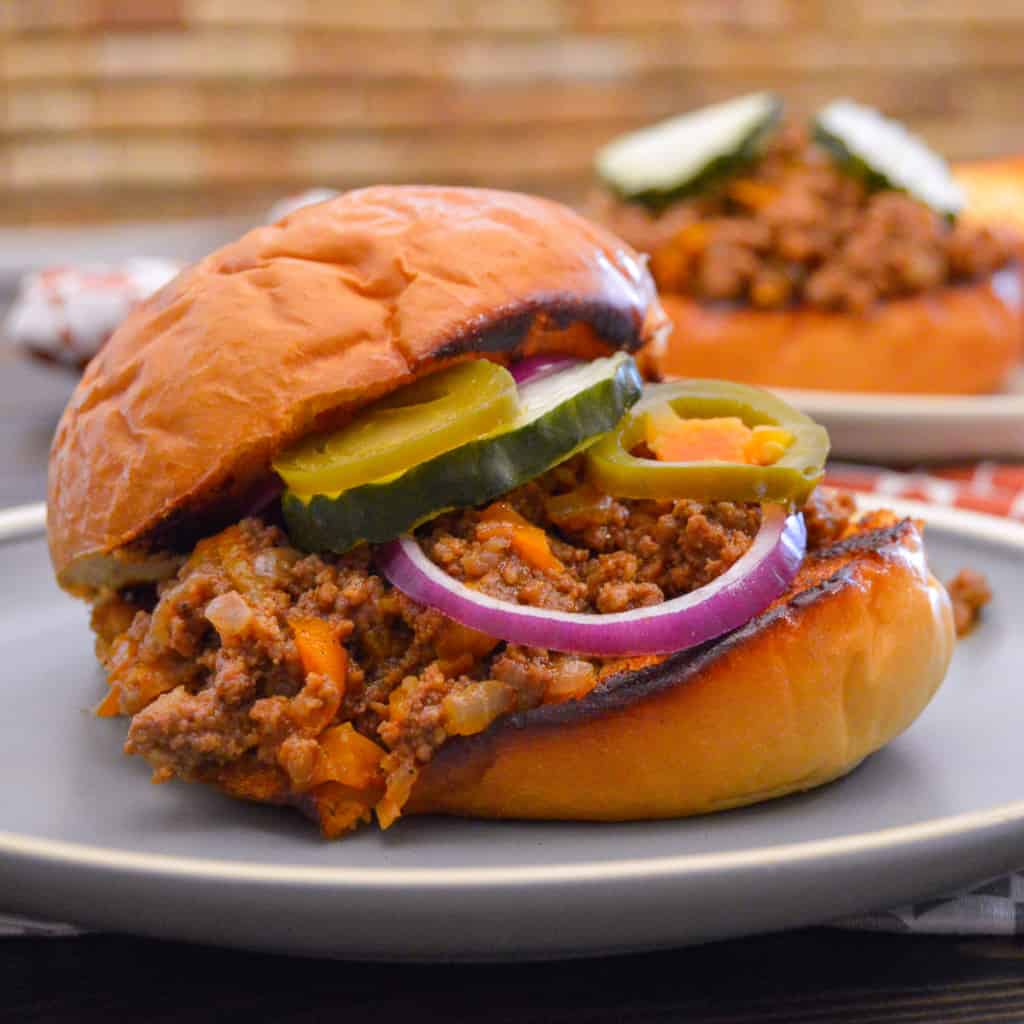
[{"left": 1, "top": 498, "right": 1022, "bottom": 961}]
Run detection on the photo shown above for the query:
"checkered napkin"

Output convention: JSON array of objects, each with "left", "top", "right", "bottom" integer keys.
[{"left": 826, "top": 461, "right": 1024, "bottom": 521}]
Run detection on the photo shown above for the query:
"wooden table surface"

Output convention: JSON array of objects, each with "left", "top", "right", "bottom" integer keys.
[
  {"left": 3, "top": 312, "right": 1024, "bottom": 1024},
  {"left": 5, "top": 929, "right": 1024, "bottom": 1023}
]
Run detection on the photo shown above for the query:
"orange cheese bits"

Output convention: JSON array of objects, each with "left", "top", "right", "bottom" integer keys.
[{"left": 644, "top": 404, "right": 793, "bottom": 467}]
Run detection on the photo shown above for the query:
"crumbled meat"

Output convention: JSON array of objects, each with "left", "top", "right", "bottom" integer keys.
[
  {"left": 421, "top": 458, "right": 762, "bottom": 612},
  {"left": 802, "top": 488, "right": 856, "bottom": 549},
  {"left": 94, "top": 459, "right": 854, "bottom": 835},
  {"left": 947, "top": 568, "right": 992, "bottom": 636},
  {"left": 606, "top": 124, "right": 1018, "bottom": 312}
]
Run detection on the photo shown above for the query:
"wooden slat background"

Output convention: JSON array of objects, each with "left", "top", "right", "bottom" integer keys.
[{"left": 3, "top": 0, "right": 1024, "bottom": 224}]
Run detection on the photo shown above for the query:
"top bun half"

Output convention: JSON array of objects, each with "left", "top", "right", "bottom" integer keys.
[{"left": 48, "top": 186, "right": 668, "bottom": 592}]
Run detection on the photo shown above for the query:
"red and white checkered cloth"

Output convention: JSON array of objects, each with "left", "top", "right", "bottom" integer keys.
[{"left": 827, "top": 461, "right": 1024, "bottom": 521}]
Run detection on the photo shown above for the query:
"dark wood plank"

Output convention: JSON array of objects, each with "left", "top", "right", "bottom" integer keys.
[{"left": 5, "top": 929, "right": 1024, "bottom": 1024}]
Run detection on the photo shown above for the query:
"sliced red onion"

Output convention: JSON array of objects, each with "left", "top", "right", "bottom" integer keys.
[
  {"left": 376, "top": 505, "right": 806, "bottom": 656},
  {"left": 508, "top": 355, "right": 582, "bottom": 385}
]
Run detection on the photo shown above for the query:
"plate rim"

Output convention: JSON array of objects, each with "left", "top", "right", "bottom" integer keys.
[
  {"left": 4, "top": 496, "right": 1024, "bottom": 891},
  {"left": 776, "top": 375, "right": 1024, "bottom": 420}
]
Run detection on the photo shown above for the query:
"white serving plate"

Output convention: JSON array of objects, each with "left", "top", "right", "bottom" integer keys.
[{"left": 779, "top": 368, "right": 1024, "bottom": 462}]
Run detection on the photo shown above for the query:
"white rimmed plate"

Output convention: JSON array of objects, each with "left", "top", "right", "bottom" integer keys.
[
  {"left": 778, "top": 367, "right": 1024, "bottom": 462},
  {"left": 0, "top": 498, "right": 1022, "bottom": 961}
]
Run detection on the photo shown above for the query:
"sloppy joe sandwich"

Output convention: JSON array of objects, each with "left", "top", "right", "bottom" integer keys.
[
  {"left": 48, "top": 186, "right": 955, "bottom": 837},
  {"left": 594, "top": 95, "right": 1022, "bottom": 394}
]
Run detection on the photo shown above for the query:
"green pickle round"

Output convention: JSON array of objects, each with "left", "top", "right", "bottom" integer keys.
[
  {"left": 274, "top": 359, "right": 520, "bottom": 499},
  {"left": 281, "top": 353, "right": 644, "bottom": 554}
]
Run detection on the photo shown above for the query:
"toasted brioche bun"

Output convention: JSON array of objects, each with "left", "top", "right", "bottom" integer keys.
[
  {"left": 48, "top": 186, "right": 667, "bottom": 593},
  {"left": 954, "top": 156, "right": 1024, "bottom": 235},
  {"left": 642, "top": 269, "right": 1021, "bottom": 394},
  {"left": 407, "top": 514, "right": 954, "bottom": 821}
]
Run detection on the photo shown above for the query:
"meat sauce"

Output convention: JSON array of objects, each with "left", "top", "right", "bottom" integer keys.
[
  {"left": 598, "top": 126, "right": 1017, "bottom": 313},
  {"left": 92, "top": 461, "right": 854, "bottom": 835}
]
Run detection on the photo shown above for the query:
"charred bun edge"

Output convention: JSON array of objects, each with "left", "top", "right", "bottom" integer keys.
[
  {"left": 434, "top": 295, "right": 648, "bottom": 360},
  {"left": 417, "top": 519, "right": 917, "bottom": 779}
]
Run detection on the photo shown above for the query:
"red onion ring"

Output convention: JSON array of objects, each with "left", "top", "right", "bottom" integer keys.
[
  {"left": 508, "top": 355, "right": 582, "bottom": 385},
  {"left": 376, "top": 505, "right": 806, "bottom": 656}
]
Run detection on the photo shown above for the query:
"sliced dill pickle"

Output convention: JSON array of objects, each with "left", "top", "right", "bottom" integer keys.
[
  {"left": 282, "top": 353, "right": 643, "bottom": 554},
  {"left": 273, "top": 360, "right": 519, "bottom": 498},
  {"left": 813, "top": 100, "right": 963, "bottom": 218},
  {"left": 595, "top": 92, "right": 783, "bottom": 209}
]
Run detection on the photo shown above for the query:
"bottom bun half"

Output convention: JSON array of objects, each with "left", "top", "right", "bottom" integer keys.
[
  {"left": 407, "top": 515, "right": 954, "bottom": 821},
  {"left": 645, "top": 269, "right": 1022, "bottom": 395}
]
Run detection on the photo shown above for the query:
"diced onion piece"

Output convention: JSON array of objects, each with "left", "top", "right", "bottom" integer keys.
[
  {"left": 508, "top": 355, "right": 582, "bottom": 385},
  {"left": 377, "top": 505, "right": 805, "bottom": 656},
  {"left": 442, "top": 680, "right": 517, "bottom": 737},
  {"left": 543, "top": 660, "right": 597, "bottom": 704}
]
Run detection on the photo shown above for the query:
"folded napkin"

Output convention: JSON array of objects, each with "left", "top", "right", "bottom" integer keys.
[
  {"left": 3, "top": 259, "right": 182, "bottom": 367},
  {"left": 2, "top": 189, "right": 339, "bottom": 368}
]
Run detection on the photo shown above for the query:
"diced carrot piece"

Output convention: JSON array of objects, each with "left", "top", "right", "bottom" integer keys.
[
  {"left": 311, "top": 723, "right": 385, "bottom": 791},
  {"left": 509, "top": 527, "right": 562, "bottom": 574},
  {"left": 674, "top": 221, "right": 711, "bottom": 252},
  {"left": 727, "top": 179, "right": 780, "bottom": 209},
  {"left": 479, "top": 501, "right": 531, "bottom": 529},
  {"left": 292, "top": 617, "right": 348, "bottom": 694},
  {"left": 95, "top": 684, "right": 122, "bottom": 718},
  {"left": 307, "top": 782, "right": 375, "bottom": 838},
  {"left": 435, "top": 621, "right": 500, "bottom": 661},
  {"left": 478, "top": 502, "right": 564, "bottom": 574}
]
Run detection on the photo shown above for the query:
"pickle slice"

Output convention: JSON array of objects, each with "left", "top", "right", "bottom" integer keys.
[
  {"left": 595, "top": 92, "right": 783, "bottom": 209},
  {"left": 813, "top": 100, "right": 964, "bottom": 218},
  {"left": 274, "top": 360, "right": 519, "bottom": 498},
  {"left": 282, "top": 353, "right": 643, "bottom": 554}
]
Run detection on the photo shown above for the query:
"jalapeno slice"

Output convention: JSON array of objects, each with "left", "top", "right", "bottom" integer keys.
[
  {"left": 274, "top": 360, "right": 519, "bottom": 498},
  {"left": 585, "top": 378, "right": 829, "bottom": 504}
]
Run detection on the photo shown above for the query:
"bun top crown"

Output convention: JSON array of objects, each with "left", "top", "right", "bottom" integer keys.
[{"left": 48, "top": 186, "right": 667, "bottom": 591}]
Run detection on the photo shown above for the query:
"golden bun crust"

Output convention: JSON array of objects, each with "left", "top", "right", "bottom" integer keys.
[
  {"left": 48, "top": 187, "right": 667, "bottom": 591},
  {"left": 955, "top": 156, "right": 1024, "bottom": 234},
  {"left": 407, "top": 516, "right": 954, "bottom": 821},
  {"left": 643, "top": 270, "right": 1021, "bottom": 394}
]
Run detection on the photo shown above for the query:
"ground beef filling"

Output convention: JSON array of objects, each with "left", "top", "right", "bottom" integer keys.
[
  {"left": 947, "top": 567, "right": 992, "bottom": 636},
  {"left": 600, "top": 126, "right": 1017, "bottom": 313},
  {"left": 94, "top": 462, "right": 853, "bottom": 835}
]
